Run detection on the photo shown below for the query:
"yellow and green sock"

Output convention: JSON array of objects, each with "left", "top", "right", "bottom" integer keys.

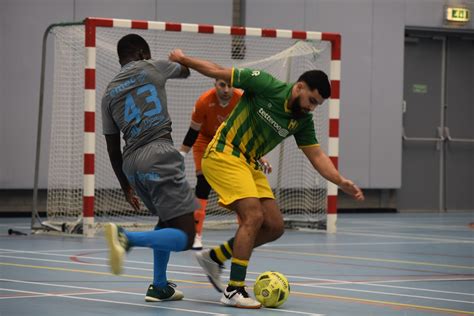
[
  {"left": 209, "top": 238, "right": 234, "bottom": 265},
  {"left": 228, "top": 257, "right": 248, "bottom": 288}
]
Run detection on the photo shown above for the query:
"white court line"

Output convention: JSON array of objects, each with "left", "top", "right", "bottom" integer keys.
[
  {"left": 0, "top": 248, "right": 203, "bottom": 270},
  {"left": 296, "top": 283, "right": 474, "bottom": 305},
  {"left": 341, "top": 282, "right": 474, "bottom": 296},
  {"left": 19, "top": 248, "right": 108, "bottom": 253},
  {"left": 0, "top": 279, "right": 322, "bottom": 316},
  {"left": 2, "top": 253, "right": 474, "bottom": 300},
  {"left": 341, "top": 218, "right": 470, "bottom": 228},
  {"left": 5, "top": 251, "right": 474, "bottom": 285},
  {"left": 3, "top": 246, "right": 474, "bottom": 275},
  {"left": 3, "top": 248, "right": 474, "bottom": 282},
  {"left": 0, "top": 280, "right": 228, "bottom": 316},
  {"left": 0, "top": 288, "right": 52, "bottom": 299},
  {"left": 339, "top": 227, "right": 471, "bottom": 235},
  {"left": 0, "top": 254, "right": 205, "bottom": 277},
  {"left": 337, "top": 231, "right": 474, "bottom": 243},
  {"left": 0, "top": 287, "right": 115, "bottom": 299},
  {"left": 252, "top": 240, "right": 468, "bottom": 247},
  {"left": 301, "top": 277, "right": 474, "bottom": 296}
]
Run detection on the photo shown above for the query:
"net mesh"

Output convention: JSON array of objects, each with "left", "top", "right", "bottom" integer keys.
[{"left": 46, "top": 23, "right": 331, "bottom": 232}]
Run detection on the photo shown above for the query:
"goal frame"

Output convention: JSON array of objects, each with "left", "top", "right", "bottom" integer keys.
[{"left": 33, "top": 17, "right": 341, "bottom": 237}]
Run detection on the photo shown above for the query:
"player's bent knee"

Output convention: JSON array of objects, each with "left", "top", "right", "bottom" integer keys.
[
  {"left": 157, "top": 213, "right": 196, "bottom": 250},
  {"left": 262, "top": 218, "right": 284, "bottom": 242},
  {"left": 241, "top": 210, "right": 264, "bottom": 228},
  {"left": 272, "top": 224, "right": 285, "bottom": 241}
]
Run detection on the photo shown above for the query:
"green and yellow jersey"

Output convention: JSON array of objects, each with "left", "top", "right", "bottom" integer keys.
[{"left": 209, "top": 67, "right": 319, "bottom": 166}]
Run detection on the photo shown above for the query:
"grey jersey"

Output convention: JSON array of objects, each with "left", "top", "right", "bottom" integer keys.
[{"left": 101, "top": 59, "right": 188, "bottom": 157}]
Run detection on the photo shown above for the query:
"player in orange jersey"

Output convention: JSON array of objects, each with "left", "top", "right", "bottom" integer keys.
[{"left": 180, "top": 79, "right": 243, "bottom": 249}]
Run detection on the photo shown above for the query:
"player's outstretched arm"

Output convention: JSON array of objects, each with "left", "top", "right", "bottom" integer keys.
[
  {"left": 302, "top": 146, "right": 364, "bottom": 201},
  {"left": 105, "top": 134, "right": 141, "bottom": 211},
  {"left": 169, "top": 49, "right": 232, "bottom": 82}
]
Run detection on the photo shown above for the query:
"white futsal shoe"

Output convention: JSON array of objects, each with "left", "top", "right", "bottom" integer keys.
[
  {"left": 220, "top": 286, "right": 261, "bottom": 309},
  {"left": 195, "top": 249, "right": 225, "bottom": 292}
]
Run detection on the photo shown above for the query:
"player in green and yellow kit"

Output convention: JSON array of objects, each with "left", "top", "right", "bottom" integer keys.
[{"left": 169, "top": 49, "right": 365, "bottom": 309}]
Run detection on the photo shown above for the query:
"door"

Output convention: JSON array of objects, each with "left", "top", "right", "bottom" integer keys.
[
  {"left": 445, "top": 36, "right": 474, "bottom": 210},
  {"left": 399, "top": 31, "right": 474, "bottom": 211},
  {"left": 399, "top": 35, "right": 444, "bottom": 211}
]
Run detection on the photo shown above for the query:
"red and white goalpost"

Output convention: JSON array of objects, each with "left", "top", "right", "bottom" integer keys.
[{"left": 34, "top": 17, "right": 341, "bottom": 236}]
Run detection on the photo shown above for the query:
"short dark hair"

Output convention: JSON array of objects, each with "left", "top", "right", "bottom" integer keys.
[
  {"left": 297, "top": 70, "right": 331, "bottom": 99},
  {"left": 117, "top": 34, "right": 151, "bottom": 63}
]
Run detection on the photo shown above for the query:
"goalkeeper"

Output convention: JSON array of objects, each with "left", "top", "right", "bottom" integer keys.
[
  {"left": 101, "top": 34, "right": 198, "bottom": 303},
  {"left": 169, "top": 49, "right": 365, "bottom": 309},
  {"left": 179, "top": 79, "right": 243, "bottom": 250}
]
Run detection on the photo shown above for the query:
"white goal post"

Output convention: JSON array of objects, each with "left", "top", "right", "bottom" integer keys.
[{"left": 33, "top": 17, "right": 341, "bottom": 237}]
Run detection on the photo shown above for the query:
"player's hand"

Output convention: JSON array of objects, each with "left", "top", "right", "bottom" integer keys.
[
  {"left": 123, "top": 186, "right": 141, "bottom": 211},
  {"left": 258, "top": 158, "right": 273, "bottom": 174},
  {"left": 339, "top": 179, "right": 364, "bottom": 201},
  {"left": 169, "top": 49, "right": 184, "bottom": 63}
]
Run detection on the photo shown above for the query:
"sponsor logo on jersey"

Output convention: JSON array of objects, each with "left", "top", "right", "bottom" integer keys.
[
  {"left": 258, "top": 108, "right": 289, "bottom": 137},
  {"left": 288, "top": 119, "right": 298, "bottom": 130},
  {"left": 109, "top": 70, "right": 147, "bottom": 97}
]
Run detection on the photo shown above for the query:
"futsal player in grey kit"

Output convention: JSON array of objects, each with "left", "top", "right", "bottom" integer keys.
[{"left": 101, "top": 34, "right": 198, "bottom": 302}]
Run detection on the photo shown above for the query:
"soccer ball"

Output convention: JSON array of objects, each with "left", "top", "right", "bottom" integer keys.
[{"left": 253, "top": 271, "right": 290, "bottom": 308}]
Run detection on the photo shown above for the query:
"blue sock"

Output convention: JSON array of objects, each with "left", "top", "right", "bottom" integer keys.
[
  {"left": 153, "top": 250, "right": 170, "bottom": 288},
  {"left": 124, "top": 228, "right": 188, "bottom": 252}
]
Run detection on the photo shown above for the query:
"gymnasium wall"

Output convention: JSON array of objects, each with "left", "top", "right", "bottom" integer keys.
[{"left": 0, "top": 0, "right": 472, "bottom": 191}]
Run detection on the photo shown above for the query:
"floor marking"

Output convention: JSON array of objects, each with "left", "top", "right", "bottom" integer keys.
[
  {"left": 297, "top": 283, "right": 474, "bottom": 304},
  {"left": 254, "top": 240, "right": 470, "bottom": 247},
  {"left": 291, "top": 290, "right": 474, "bottom": 315},
  {"left": 2, "top": 254, "right": 473, "bottom": 297},
  {"left": 2, "top": 245, "right": 474, "bottom": 270},
  {"left": 0, "top": 255, "right": 207, "bottom": 278},
  {"left": 0, "top": 287, "right": 115, "bottom": 298},
  {"left": 338, "top": 230, "right": 474, "bottom": 243},
  {"left": 2, "top": 261, "right": 473, "bottom": 304},
  {"left": 0, "top": 262, "right": 209, "bottom": 287},
  {"left": 255, "top": 248, "right": 474, "bottom": 270},
  {"left": 1, "top": 279, "right": 320, "bottom": 316},
  {"left": 300, "top": 277, "right": 474, "bottom": 294},
  {"left": 0, "top": 282, "right": 227, "bottom": 315}
]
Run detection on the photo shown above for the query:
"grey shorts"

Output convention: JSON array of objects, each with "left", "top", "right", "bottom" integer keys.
[{"left": 122, "top": 140, "right": 198, "bottom": 221}]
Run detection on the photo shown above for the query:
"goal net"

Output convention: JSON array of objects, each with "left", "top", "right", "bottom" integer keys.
[{"left": 38, "top": 18, "right": 341, "bottom": 236}]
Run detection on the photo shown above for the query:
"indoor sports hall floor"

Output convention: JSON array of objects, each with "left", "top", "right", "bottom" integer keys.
[{"left": 1, "top": 212, "right": 473, "bottom": 316}]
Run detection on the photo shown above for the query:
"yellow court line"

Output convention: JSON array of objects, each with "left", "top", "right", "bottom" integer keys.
[
  {"left": 256, "top": 248, "right": 474, "bottom": 270},
  {"left": 2, "top": 262, "right": 473, "bottom": 315},
  {"left": 0, "top": 262, "right": 207, "bottom": 287},
  {"left": 292, "top": 291, "right": 474, "bottom": 315}
]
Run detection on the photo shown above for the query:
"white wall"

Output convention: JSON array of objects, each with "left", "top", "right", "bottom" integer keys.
[
  {"left": 246, "top": 0, "right": 404, "bottom": 187},
  {"left": 1, "top": 0, "right": 473, "bottom": 189},
  {"left": 0, "top": 0, "right": 232, "bottom": 189}
]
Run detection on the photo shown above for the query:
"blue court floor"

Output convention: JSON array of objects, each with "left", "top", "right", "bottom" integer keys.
[{"left": 1, "top": 212, "right": 473, "bottom": 316}]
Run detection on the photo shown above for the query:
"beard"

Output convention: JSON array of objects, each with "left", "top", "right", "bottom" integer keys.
[{"left": 291, "top": 96, "right": 306, "bottom": 119}]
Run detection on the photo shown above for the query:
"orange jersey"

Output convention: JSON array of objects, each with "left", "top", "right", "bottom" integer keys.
[
  {"left": 192, "top": 88, "right": 242, "bottom": 171},
  {"left": 192, "top": 88, "right": 243, "bottom": 141}
]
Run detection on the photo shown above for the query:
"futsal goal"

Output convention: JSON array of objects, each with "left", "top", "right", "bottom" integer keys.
[{"left": 32, "top": 17, "right": 341, "bottom": 237}]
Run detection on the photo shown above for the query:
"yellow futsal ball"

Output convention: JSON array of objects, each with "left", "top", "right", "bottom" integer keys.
[{"left": 253, "top": 271, "right": 290, "bottom": 308}]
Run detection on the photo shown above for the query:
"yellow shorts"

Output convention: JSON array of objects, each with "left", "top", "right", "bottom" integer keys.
[{"left": 201, "top": 150, "right": 275, "bottom": 208}]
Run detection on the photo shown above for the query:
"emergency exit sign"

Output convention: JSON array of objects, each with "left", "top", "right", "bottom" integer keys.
[{"left": 446, "top": 7, "right": 470, "bottom": 22}]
